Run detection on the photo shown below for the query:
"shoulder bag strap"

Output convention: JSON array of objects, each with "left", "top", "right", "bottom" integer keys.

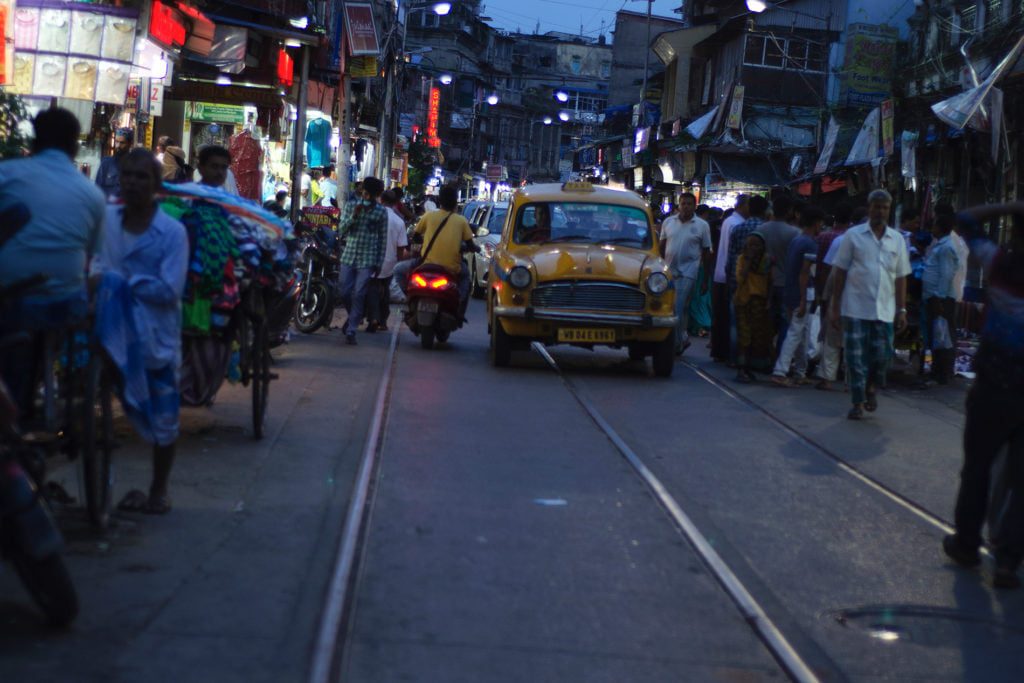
[{"left": 419, "top": 212, "right": 453, "bottom": 264}]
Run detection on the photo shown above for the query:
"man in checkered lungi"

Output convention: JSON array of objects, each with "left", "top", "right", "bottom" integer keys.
[{"left": 828, "top": 190, "right": 911, "bottom": 420}]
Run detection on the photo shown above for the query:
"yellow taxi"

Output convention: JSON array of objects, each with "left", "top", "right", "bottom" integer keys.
[{"left": 487, "top": 181, "right": 677, "bottom": 376}]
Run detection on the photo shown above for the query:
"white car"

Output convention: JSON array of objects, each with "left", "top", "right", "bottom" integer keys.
[{"left": 466, "top": 203, "right": 508, "bottom": 298}]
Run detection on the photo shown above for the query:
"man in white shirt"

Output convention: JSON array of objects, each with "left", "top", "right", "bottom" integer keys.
[
  {"left": 712, "top": 194, "right": 749, "bottom": 361},
  {"left": 366, "top": 190, "right": 410, "bottom": 332},
  {"left": 423, "top": 195, "right": 438, "bottom": 213},
  {"left": 660, "top": 192, "right": 712, "bottom": 355},
  {"left": 829, "top": 189, "right": 912, "bottom": 419}
]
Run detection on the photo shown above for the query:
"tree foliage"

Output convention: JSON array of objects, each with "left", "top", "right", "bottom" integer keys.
[{"left": 0, "top": 91, "right": 31, "bottom": 160}]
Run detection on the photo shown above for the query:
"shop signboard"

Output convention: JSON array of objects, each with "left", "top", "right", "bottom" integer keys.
[
  {"left": 300, "top": 205, "right": 340, "bottom": 231},
  {"left": 343, "top": 3, "right": 379, "bottom": 57},
  {"left": 173, "top": 79, "right": 281, "bottom": 106},
  {"left": 487, "top": 164, "right": 503, "bottom": 181},
  {"left": 880, "top": 99, "right": 894, "bottom": 156},
  {"left": 841, "top": 24, "right": 898, "bottom": 108},
  {"left": 189, "top": 101, "right": 245, "bottom": 125},
  {"left": 347, "top": 55, "right": 378, "bottom": 78},
  {"left": 725, "top": 85, "right": 744, "bottom": 130},
  {"left": 426, "top": 86, "right": 441, "bottom": 148}
]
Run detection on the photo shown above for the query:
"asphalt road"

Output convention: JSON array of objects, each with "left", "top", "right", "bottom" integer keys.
[{"left": 3, "top": 300, "right": 1023, "bottom": 682}]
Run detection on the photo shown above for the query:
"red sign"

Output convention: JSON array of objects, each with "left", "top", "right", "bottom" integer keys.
[
  {"left": 427, "top": 87, "right": 441, "bottom": 148},
  {"left": 344, "top": 3, "right": 380, "bottom": 57},
  {"left": 149, "top": 1, "right": 187, "bottom": 50},
  {"left": 486, "top": 165, "right": 503, "bottom": 181},
  {"left": 277, "top": 49, "right": 294, "bottom": 87}
]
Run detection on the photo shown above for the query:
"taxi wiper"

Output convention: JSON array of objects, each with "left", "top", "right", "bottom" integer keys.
[{"left": 540, "top": 234, "right": 592, "bottom": 243}]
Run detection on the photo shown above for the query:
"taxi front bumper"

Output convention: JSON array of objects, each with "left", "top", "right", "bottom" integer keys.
[{"left": 493, "top": 306, "right": 677, "bottom": 328}]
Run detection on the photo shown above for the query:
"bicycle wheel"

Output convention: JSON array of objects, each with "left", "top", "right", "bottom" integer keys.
[
  {"left": 251, "top": 315, "right": 270, "bottom": 439},
  {"left": 81, "top": 351, "right": 114, "bottom": 529}
]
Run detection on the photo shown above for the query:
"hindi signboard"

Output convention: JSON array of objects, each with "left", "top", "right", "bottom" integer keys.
[
  {"left": 726, "top": 85, "right": 745, "bottom": 130},
  {"left": 344, "top": 4, "right": 380, "bottom": 57},
  {"left": 841, "top": 24, "right": 899, "bottom": 108}
]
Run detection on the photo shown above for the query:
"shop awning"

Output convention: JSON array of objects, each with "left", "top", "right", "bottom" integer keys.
[
  {"left": 709, "top": 153, "right": 785, "bottom": 187},
  {"left": 205, "top": 13, "right": 321, "bottom": 46}
]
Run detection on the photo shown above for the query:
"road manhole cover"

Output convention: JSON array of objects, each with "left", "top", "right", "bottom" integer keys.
[{"left": 828, "top": 605, "right": 1024, "bottom": 647}]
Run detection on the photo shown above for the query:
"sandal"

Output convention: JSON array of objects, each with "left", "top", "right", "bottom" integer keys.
[
  {"left": 847, "top": 405, "right": 864, "bottom": 420},
  {"left": 865, "top": 391, "right": 878, "bottom": 412},
  {"left": 770, "top": 375, "right": 791, "bottom": 387},
  {"left": 117, "top": 489, "right": 172, "bottom": 515}
]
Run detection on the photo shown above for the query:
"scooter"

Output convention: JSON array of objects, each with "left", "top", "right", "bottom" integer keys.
[
  {"left": 404, "top": 264, "right": 463, "bottom": 350},
  {"left": 293, "top": 226, "right": 340, "bottom": 334}
]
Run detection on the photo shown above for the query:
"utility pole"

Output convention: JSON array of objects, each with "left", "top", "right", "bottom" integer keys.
[{"left": 639, "top": 0, "right": 653, "bottom": 124}]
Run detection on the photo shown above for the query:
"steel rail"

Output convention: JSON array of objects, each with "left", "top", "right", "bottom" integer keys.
[
  {"left": 532, "top": 342, "right": 822, "bottom": 683},
  {"left": 308, "top": 327, "right": 401, "bottom": 683}
]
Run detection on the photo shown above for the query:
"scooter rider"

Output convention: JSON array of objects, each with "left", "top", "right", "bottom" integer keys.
[{"left": 394, "top": 184, "right": 477, "bottom": 315}]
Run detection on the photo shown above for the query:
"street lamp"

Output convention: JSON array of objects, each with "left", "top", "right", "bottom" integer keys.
[
  {"left": 431, "top": 1, "right": 452, "bottom": 14},
  {"left": 554, "top": 89, "right": 569, "bottom": 103},
  {"left": 486, "top": 93, "right": 499, "bottom": 105},
  {"left": 542, "top": 116, "right": 553, "bottom": 125},
  {"left": 439, "top": 73, "right": 453, "bottom": 85},
  {"left": 558, "top": 111, "right": 570, "bottom": 122},
  {"left": 745, "top": 0, "right": 768, "bottom": 11}
]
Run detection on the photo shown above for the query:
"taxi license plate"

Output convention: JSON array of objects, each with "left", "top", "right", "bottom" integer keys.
[
  {"left": 557, "top": 328, "right": 615, "bottom": 343},
  {"left": 418, "top": 300, "right": 439, "bottom": 313}
]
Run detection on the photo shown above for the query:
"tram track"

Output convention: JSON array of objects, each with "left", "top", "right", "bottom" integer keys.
[{"left": 531, "top": 343, "right": 822, "bottom": 683}]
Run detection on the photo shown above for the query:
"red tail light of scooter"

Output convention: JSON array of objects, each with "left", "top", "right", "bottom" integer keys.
[{"left": 411, "top": 273, "right": 450, "bottom": 289}]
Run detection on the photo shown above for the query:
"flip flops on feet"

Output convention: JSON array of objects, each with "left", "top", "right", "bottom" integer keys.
[{"left": 117, "top": 489, "right": 172, "bottom": 515}]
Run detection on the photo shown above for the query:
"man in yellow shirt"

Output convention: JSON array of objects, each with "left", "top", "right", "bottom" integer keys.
[{"left": 394, "top": 184, "right": 476, "bottom": 313}]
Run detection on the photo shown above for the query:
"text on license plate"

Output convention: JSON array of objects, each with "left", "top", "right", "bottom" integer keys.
[
  {"left": 557, "top": 328, "right": 616, "bottom": 343},
  {"left": 418, "top": 300, "right": 439, "bottom": 313}
]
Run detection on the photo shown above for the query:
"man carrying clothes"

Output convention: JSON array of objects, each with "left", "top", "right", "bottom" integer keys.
[
  {"left": 337, "top": 176, "right": 388, "bottom": 345},
  {"left": 660, "top": 192, "right": 712, "bottom": 355},
  {"left": 96, "top": 128, "right": 133, "bottom": 198},
  {"left": 91, "top": 149, "right": 189, "bottom": 514},
  {"left": 771, "top": 206, "right": 825, "bottom": 386},
  {"left": 829, "top": 189, "right": 911, "bottom": 420},
  {"left": 943, "top": 202, "right": 1024, "bottom": 589},
  {"left": 921, "top": 212, "right": 960, "bottom": 384}
]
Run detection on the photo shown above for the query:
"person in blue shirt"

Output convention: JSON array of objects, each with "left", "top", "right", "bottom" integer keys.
[
  {"left": 91, "top": 149, "right": 189, "bottom": 514},
  {"left": 921, "top": 213, "right": 960, "bottom": 384}
]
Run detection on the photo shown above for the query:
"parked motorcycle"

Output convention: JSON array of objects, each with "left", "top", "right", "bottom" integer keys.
[{"left": 293, "top": 226, "right": 340, "bottom": 334}]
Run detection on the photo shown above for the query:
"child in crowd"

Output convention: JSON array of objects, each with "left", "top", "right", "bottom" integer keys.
[{"left": 734, "top": 232, "right": 773, "bottom": 383}]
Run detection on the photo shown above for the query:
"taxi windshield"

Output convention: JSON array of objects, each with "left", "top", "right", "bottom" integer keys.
[{"left": 513, "top": 202, "right": 651, "bottom": 248}]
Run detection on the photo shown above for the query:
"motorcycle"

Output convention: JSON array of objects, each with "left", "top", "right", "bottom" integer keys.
[
  {"left": 293, "top": 225, "right": 340, "bottom": 334},
  {"left": 404, "top": 264, "right": 464, "bottom": 350}
]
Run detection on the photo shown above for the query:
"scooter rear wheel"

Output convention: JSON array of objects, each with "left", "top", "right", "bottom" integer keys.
[
  {"left": 420, "top": 326, "right": 436, "bottom": 350},
  {"left": 10, "top": 550, "right": 78, "bottom": 627}
]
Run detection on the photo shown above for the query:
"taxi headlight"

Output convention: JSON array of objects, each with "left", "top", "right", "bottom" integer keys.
[
  {"left": 508, "top": 266, "right": 532, "bottom": 289},
  {"left": 647, "top": 272, "right": 670, "bottom": 295}
]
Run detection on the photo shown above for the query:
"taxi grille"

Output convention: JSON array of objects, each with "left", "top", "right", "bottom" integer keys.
[{"left": 532, "top": 282, "right": 646, "bottom": 312}]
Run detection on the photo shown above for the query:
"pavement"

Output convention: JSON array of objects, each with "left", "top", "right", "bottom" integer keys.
[{"left": 4, "top": 302, "right": 1023, "bottom": 683}]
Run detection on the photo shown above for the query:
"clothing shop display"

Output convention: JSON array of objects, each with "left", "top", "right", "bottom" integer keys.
[
  {"left": 32, "top": 53, "right": 66, "bottom": 97},
  {"left": 37, "top": 8, "right": 70, "bottom": 52},
  {"left": 64, "top": 57, "right": 97, "bottom": 100},
  {"left": 228, "top": 130, "right": 263, "bottom": 202},
  {"left": 69, "top": 10, "right": 103, "bottom": 56},
  {"left": 10, "top": 52, "right": 33, "bottom": 94},
  {"left": 305, "top": 117, "right": 331, "bottom": 168},
  {"left": 95, "top": 60, "right": 129, "bottom": 104},
  {"left": 100, "top": 15, "right": 135, "bottom": 62},
  {"left": 14, "top": 7, "right": 38, "bottom": 50}
]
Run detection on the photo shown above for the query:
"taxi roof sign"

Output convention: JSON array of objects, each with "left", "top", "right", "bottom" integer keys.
[{"left": 561, "top": 181, "right": 595, "bottom": 192}]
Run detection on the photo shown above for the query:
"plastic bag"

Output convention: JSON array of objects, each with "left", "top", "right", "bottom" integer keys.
[{"left": 933, "top": 317, "right": 953, "bottom": 350}]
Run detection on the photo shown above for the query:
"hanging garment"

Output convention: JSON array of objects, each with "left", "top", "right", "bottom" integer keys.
[
  {"left": 37, "top": 9, "right": 70, "bottom": 53},
  {"left": 14, "top": 8, "right": 39, "bottom": 50},
  {"left": 64, "top": 58, "right": 97, "bottom": 100},
  {"left": 11, "top": 53, "right": 34, "bottom": 95},
  {"left": 101, "top": 16, "right": 136, "bottom": 62},
  {"left": 69, "top": 11, "right": 104, "bottom": 56},
  {"left": 305, "top": 117, "right": 331, "bottom": 168},
  {"left": 95, "top": 61, "right": 129, "bottom": 104},
  {"left": 228, "top": 130, "right": 263, "bottom": 202},
  {"left": 33, "top": 55, "right": 67, "bottom": 97}
]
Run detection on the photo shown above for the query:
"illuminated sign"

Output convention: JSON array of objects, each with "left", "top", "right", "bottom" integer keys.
[
  {"left": 277, "top": 48, "right": 294, "bottom": 87},
  {"left": 149, "top": 1, "right": 187, "bottom": 50},
  {"left": 427, "top": 86, "right": 441, "bottom": 148},
  {"left": 344, "top": 3, "right": 380, "bottom": 56}
]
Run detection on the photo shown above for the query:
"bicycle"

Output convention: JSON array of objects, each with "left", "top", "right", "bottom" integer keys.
[{"left": 235, "top": 280, "right": 274, "bottom": 440}]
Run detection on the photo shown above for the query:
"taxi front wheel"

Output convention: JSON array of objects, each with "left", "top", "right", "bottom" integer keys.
[
  {"left": 652, "top": 331, "right": 675, "bottom": 378},
  {"left": 490, "top": 315, "right": 512, "bottom": 367}
]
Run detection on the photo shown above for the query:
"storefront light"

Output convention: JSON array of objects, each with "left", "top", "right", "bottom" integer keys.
[
  {"left": 285, "top": 39, "right": 301, "bottom": 48},
  {"left": 432, "top": 2, "right": 452, "bottom": 15},
  {"left": 439, "top": 74, "right": 453, "bottom": 85},
  {"left": 745, "top": 0, "right": 768, "bottom": 12},
  {"left": 558, "top": 111, "right": 570, "bottom": 122},
  {"left": 486, "top": 94, "right": 499, "bottom": 105},
  {"left": 542, "top": 116, "right": 552, "bottom": 125},
  {"left": 554, "top": 90, "right": 569, "bottom": 103},
  {"left": 216, "top": 74, "right": 232, "bottom": 86},
  {"left": 289, "top": 16, "right": 309, "bottom": 29}
]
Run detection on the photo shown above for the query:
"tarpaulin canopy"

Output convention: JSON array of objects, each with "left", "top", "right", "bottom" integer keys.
[{"left": 708, "top": 153, "right": 785, "bottom": 187}]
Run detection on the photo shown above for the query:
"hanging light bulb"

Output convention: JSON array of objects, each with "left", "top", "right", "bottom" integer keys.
[
  {"left": 486, "top": 93, "right": 499, "bottom": 105},
  {"left": 542, "top": 116, "right": 553, "bottom": 125},
  {"left": 439, "top": 73, "right": 453, "bottom": 85},
  {"left": 432, "top": 2, "right": 452, "bottom": 15},
  {"left": 554, "top": 89, "right": 569, "bottom": 102},
  {"left": 558, "top": 111, "right": 570, "bottom": 122}
]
